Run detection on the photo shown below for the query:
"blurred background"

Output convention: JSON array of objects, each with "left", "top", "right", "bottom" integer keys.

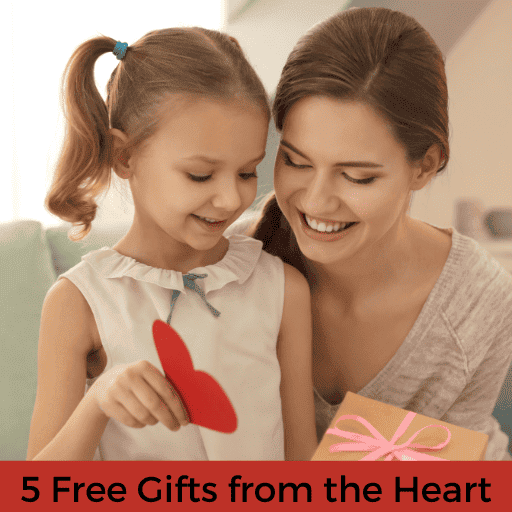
[
  {"left": 1, "top": 0, "right": 511, "bottom": 459},
  {"left": 3, "top": 0, "right": 511, "bottom": 235}
]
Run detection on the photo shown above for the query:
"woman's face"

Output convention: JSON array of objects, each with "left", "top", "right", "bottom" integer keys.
[{"left": 274, "top": 96, "right": 423, "bottom": 267}]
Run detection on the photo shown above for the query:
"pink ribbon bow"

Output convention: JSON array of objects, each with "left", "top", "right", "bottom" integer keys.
[{"left": 326, "top": 412, "right": 451, "bottom": 461}]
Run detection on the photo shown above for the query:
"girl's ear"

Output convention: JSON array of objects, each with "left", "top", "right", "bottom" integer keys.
[
  {"left": 410, "top": 144, "right": 443, "bottom": 191},
  {"left": 110, "top": 128, "right": 131, "bottom": 178}
]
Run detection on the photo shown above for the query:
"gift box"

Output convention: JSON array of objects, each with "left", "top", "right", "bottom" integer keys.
[{"left": 312, "top": 392, "right": 488, "bottom": 461}]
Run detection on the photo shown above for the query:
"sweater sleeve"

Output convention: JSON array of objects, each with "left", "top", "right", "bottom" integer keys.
[
  {"left": 440, "top": 316, "right": 512, "bottom": 459},
  {"left": 440, "top": 249, "right": 512, "bottom": 460}
]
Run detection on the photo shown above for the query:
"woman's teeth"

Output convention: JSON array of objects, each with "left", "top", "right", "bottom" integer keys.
[{"left": 305, "top": 214, "right": 351, "bottom": 233}]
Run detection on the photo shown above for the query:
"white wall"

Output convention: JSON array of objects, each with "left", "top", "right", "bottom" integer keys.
[
  {"left": 227, "top": 0, "right": 349, "bottom": 93},
  {"left": 410, "top": 0, "right": 512, "bottom": 227}
]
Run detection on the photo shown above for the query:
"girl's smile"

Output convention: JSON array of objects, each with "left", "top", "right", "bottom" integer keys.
[{"left": 191, "top": 214, "right": 228, "bottom": 232}]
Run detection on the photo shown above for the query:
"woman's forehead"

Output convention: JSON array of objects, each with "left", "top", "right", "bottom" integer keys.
[{"left": 282, "top": 97, "right": 401, "bottom": 161}]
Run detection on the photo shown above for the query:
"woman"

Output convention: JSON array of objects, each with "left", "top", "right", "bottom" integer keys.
[{"left": 226, "top": 7, "right": 512, "bottom": 460}]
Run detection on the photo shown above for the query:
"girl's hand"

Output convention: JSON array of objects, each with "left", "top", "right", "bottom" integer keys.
[{"left": 90, "top": 361, "right": 189, "bottom": 431}]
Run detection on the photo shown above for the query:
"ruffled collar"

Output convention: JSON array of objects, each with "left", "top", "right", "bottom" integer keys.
[{"left": 81, "top": 234, "right": 263, "bottom": 295}]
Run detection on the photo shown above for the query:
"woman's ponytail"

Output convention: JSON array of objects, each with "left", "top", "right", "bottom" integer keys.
[
  {"left": 46, "top": 36, "right": 117, "bottom": 240},
  {"left": 249, "top": 192, "right": 310, "bottom": 280}
]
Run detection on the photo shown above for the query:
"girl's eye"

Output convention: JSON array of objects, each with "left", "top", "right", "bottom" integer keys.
[
  {"left": 188, "top": 172, "right": 258, "bottom": 183},
  {"left": 239, "top": 172, "right": 258, "bottom": 181},
  {"left": 343, "top": 173, "right": 376, "bottom": 185}
]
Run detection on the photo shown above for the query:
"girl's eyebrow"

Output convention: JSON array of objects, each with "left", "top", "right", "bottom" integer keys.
[
  {"left": 280, "top": 139, "right": 384, "bottom": 168},
  {"left": 182, "top": 152, "right": 266, "bottom": 165}
]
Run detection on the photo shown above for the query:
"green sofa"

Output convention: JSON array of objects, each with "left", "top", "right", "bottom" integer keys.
[
  {"left": 0, "top": 219, "right": 131, "bottom": 460},
  {"left": 1, "top": 218, "right": 511, "bottom": 460}
]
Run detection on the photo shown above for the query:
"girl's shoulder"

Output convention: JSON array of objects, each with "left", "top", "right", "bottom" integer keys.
[{"left": 224, "top": 212, "right": 258, "bottom": 237}]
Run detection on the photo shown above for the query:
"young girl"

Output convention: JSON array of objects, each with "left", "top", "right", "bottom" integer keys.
[{"left": 27, "top": 28, "right": 317, "bottom": 461}]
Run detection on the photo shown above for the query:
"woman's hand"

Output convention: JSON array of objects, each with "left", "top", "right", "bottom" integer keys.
[{"left": 90, "top": 360, "right": 189, "bottom": 431}]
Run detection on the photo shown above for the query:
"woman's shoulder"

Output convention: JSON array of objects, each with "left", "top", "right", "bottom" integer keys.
[
  {"left": 438, "top": 227, "right": 512, "bottom": 340},
  {"left": 449, "top": 228, "right": 512, "bottom": 293}
]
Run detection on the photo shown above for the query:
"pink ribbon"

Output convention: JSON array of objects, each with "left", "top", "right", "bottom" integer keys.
[{"left": 326, "top": 411, "right": 451, "bottom": 461}]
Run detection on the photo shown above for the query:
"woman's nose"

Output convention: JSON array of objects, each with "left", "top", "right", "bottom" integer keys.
[{"left": 302, "top": 172, "right": 339, "bottom": 215}]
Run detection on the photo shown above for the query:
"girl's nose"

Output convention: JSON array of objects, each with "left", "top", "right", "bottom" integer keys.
[{"left": 211, "top": 179, "right": 243, "bottom": 212}]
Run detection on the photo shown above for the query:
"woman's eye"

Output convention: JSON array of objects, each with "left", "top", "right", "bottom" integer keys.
[
  {"left": 281, "top": 150, "right": 376, "bottom": 184},
  {"left": 282, "top": 151, "right": 310, "bottom": 169},
  {"left": 188, "top": 174, "right": 211, "bottom": 182},
  {"left": 343, "top": 173, "right": 376, "bottom": 185}
]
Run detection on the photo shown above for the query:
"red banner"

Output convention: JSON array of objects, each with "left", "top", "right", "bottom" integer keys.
[{"left": 0, "top": 461, "right": 507, "bottom": 511}]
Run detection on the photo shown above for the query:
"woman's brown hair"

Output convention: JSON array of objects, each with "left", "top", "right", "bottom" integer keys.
[
  {"left": 46, "top": 29, "right": 270, "bottom": 240},
  {"left": 250, "top": 7, "right": 450, "bottom": 279}
]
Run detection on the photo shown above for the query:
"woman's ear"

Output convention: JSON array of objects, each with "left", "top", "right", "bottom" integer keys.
[
  {"left": 110, "top": 128, "right": 131, "bottom": 179},
  {"left": 410, "top": 145, "right": 443, "bottom": 191}
]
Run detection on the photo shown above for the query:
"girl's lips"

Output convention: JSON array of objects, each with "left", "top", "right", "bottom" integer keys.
[
  {"left": 298, "top": 211, "right": 358, "bottom": 241},
  {"left": 192, "top": 214, "right": 227, "bottom": 232}
]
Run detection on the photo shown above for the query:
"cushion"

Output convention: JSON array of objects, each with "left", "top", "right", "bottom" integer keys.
[
  {"left": 493, "top": 365, "right": 512, "bottom": 455},
  {"left": 0, "top": 220, "right": 57, "bottom": 460},
  {"left": 46, "top": 222, "right": 131, "bottom": 276}
]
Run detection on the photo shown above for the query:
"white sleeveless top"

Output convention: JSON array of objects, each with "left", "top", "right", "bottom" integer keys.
[{"left": 59, "top": 234, "right": 285, "bottom": 460}]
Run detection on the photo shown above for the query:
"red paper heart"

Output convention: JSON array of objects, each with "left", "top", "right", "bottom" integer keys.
[{"left": 152, "top": 319, "right": 237, "bottom": 433}]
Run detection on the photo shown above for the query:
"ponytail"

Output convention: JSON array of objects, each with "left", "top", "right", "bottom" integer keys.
[
  {"left": 249, "top": 192, "right": 310, "bottom": 280},
  {"left": 46, "top": 28, "right": 269, "bottom": 241},
  {"left": 46, "top": 36, "right": 117, "bottom": 240}
]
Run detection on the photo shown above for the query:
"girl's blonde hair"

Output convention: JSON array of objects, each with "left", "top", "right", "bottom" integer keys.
[{"left": 46, "top": 28, "right": 270, "bottom": 240}]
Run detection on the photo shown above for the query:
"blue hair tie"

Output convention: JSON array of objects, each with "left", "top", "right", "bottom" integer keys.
[{"left": 113, "top": 41, "right": 128, "bottom": 60}]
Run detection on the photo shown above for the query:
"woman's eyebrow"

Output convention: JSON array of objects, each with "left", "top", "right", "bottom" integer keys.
[{"left": 280, "top": 139, "right": 384, "bottom": 168}]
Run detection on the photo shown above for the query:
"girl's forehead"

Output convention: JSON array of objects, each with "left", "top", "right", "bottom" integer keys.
[
  {"left": 139, "top": 96, "right": 268, "bottom": 161},
  {"left": 159, "top": 94, "right": 265, "bottom": 120},
  {"left": 151, "top": 96, "right": 266, "bottom": 138}
]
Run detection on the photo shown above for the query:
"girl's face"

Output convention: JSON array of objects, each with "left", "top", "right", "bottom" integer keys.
[
  {"left": 126, "top": 98, "right": 268, "bottom": 253},
  {"left": 274, "top": 96, "right": 425, "bottom": 267}
]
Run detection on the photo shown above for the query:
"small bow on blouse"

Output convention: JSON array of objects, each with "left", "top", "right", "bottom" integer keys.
[{"left": 166, "top": 273, "right": 221, "bottom": 324}]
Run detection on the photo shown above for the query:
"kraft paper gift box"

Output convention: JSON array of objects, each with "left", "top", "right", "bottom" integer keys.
[{"left": 312, "top": 392, "right": 488, "bottom": 461}]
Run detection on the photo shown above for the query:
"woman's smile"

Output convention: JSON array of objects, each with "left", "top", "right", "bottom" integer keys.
[
  {"left": 298, "top": 210, "right": 359, "bottom": 242},
  {"left": 274, "top": 97, "right": 417, "bottom": 265}
]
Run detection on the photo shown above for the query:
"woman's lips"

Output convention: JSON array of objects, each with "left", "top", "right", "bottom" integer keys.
[{"left": 298, "top": 211, "right": 358, "bottom": 241}]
